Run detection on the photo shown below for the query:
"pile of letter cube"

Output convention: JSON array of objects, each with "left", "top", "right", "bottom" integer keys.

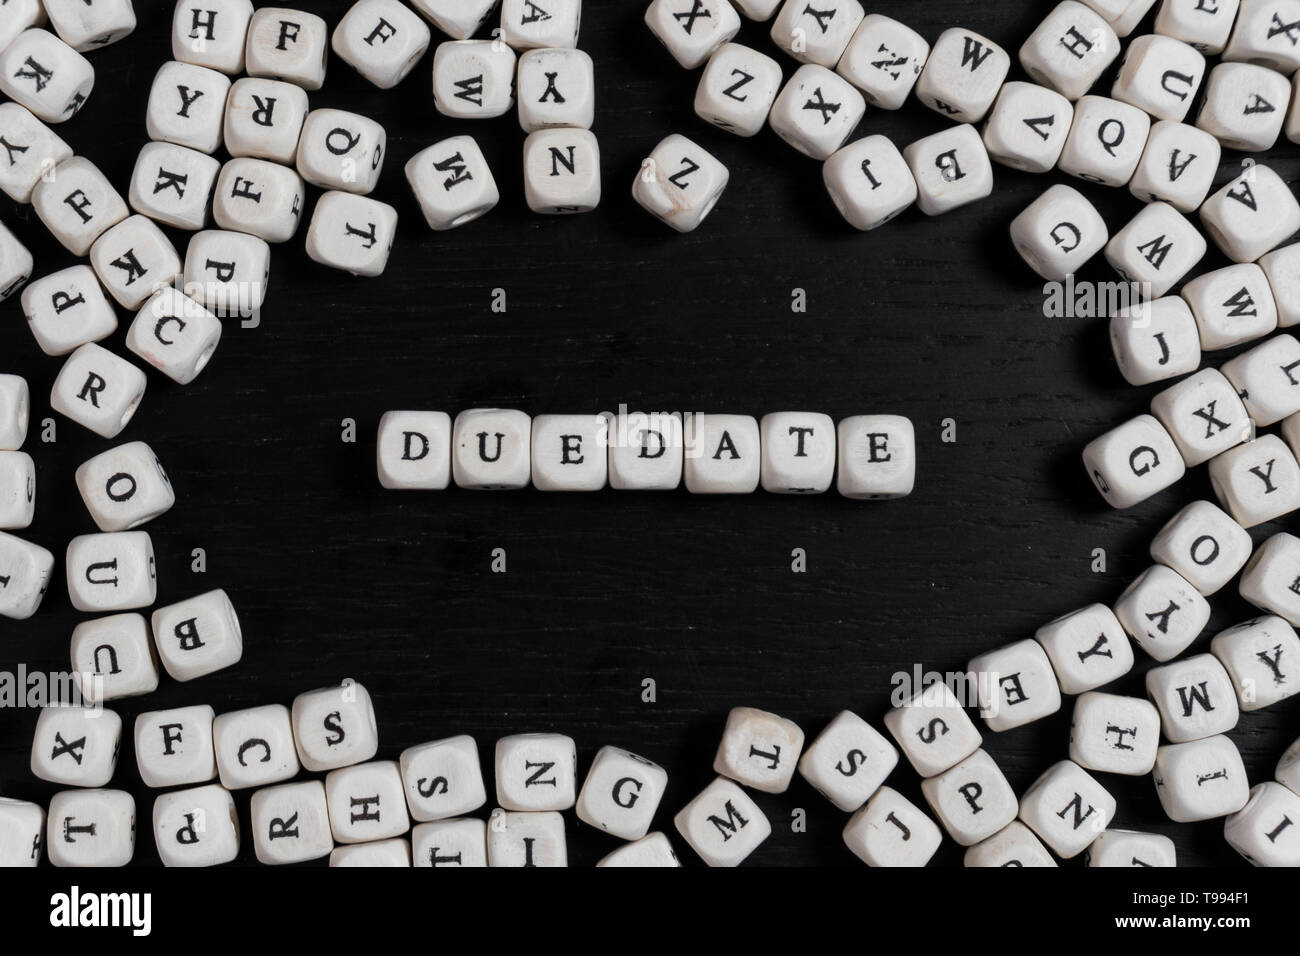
[{"left": 5, "top": 0, "right": 1300, "bottom": 867}]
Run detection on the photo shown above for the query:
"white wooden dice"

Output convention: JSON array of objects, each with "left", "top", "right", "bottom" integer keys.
[
  {"left": 902, "top": 124, "right": 993, "bottom": 216},
  {"left": 963, "top": 821, "right": 1057, "bottom": 867},
  {"left": 531, "top": 413, "right": 607, "bottom": 490},
  {"left": 0, "top": 451, "right": 34, "bottom": 531},
  {"left": 45, "top": 0, "right": 136, "bottom": 51},
  {"left": 65, "top": 530, "right": 155, "bottom": 613},
  {"left": 0, "top": 798, "right": 45, "bottom": 867},
  {"left": 607, "top": 411, "right": 683, "bottom": 490},
  {"left": 921, "top": 749, "right": 1018, "bottom": 846},
  {"left": 452, "top": 408, "right": 531, "bottom": 489},
  {"left": 1211, "top": 615, "right": 1300, "bottom": 710},
  {"left": 1150, "top": 500, "right": 1251, "bottom": 596},
  {"left": 134, "top": 704, "right": 217, "bottom": 789},
  {"left": 1010, "top": 184, "right": 1107, "bottom": 281},
  {"left": 1225, "top": 782, "right": 1300, "bottom": 865},
  {"left": 836, "top": 14, "right": 928, "bottom": 110},
  {"left": 0, "top": 531, "right": 54, "bottom": 620},
  {"left": 1153, "top": 734, "right": 1249, "bottom": 821},
  {"left": 1196, "top": 62, "right": 1290, "bottom": 151},
  {"left": 332, "top": 0, "right": 431, "bottom": 89},
  {"left": 1200, "top": 164, "right": 1300, "bottom": 263},
  {"left": 330, "top": 838, "right": 410, "bottom": 867},
  {"left": 633, "top": 134, "right": 729, "bottom": 233},
  {"left": 400, "top": 734, "right": 486, "bottom": 821},
  {"left": 291, "top": 681, "right": 379, "bottom": 772},
  {"left": 69, "top": 613, "right": 160, "bottom": 702},
  {"left": 126, "top": 288, "right": 223, "bottom": 385},
  {"left": 127, "top": 143, "right": 219, "bottom": 233},
  {"left": 576, "top": 745, "right": 668, "bottom": 840},
  {"left": 983, "top": 82, "right": 1073, "bottom": 174},
  {"left": 153, "top": 784, "right": 239, "bottom": 868},
  {"left": 23, "top": 265, "right": 117, "bottom": 357},
  {"left": 46, "top": 789, "right": 135, "bottom": 867},
  {"left": 152, "top": 589, "right": 243, "bottom": 682},
  {"left": 1116, "top": 563, "right": 1211, "bottom": 660},
  {"left": 1086, "top": 828, "right": 1176, "bottom": 866},
  {"left": 76, "top": 441, "right": 174, "bottom": 532},
  {"left": 0, "top": 375, "right": 30, "bottom": 451},
  {"left": 31, "top": 705, "right": 121, "bottom": 787},
  {"left": 146, "top": 61, "right": 230, "bottom": 155},
  {"left": 406, "top": 136, "right": 498, "bottom": 231},
  {"left": 244, "top": 6, "right": 328, "bottom": 90},
  {"left": 522, "top": 127, "right": 600, "bottom": 213},
  {"left": 883, "top": 683, "right": 982, "bottom": 777},
  {"left": 223, "top": 77, "right": 308, "bottom": 164},
  {"left": 1156, "top": 0, "right": 1240, "bottom": 54},
  {"left": 518, "top": 48, "right": 595, "bottom": 132},
  {"left": 1129, "top": 120, "right": 1220, "bottom": 212},
  {"left": 412, "top": 818, "right": 487, "bottom": 866},
  {"left": 32, "top": 157, "right": 128, "bottom": 256},
  {"left": 1083, "top": 415, "right": 1185, "bottom": 509},
  {"left": 213, "top": 157, "right": 305, "bottom": 243},
  {"left": 842, "top": 786, "right": 942, "bottom": 866},
  {"left": 1146, "top": 652, "right": 1239, "bottom": 741},
  {"left": 0, "top": 29, "right": 94, "bottom": 124},
  {"left": 769, "top": 64, "right": 865, "bottom": 160},
  {"left": 377, "top": 410, "right": 451, "bottom": 489},
  {"left": 213, "top": 704, "right": 300, "bottom": 789},
  {"left": 305, "top": 191, "right": 398, "bottom": 277},
  {"left": 501, "top": 0, "right": 581, "bottom": 49},
  {"left": 645, "top": 0, "right": 740, "bottom": 69},
  {"left": 1070, "top": 691, "right": 1161, "bottom": 776},
  {"left": 0, "top": 0, "right": 46, "bottom": 54},
  {"left": 1058, "top": 95, "right": 1151, "bottom": 186},
  {"left": 823, "top": 136, "right": 917, "bottom": 232},
  {"left": 1035, "top": 603, "right": 1133, "bottom": 694},
  {"left": 0, "top": 103, "right": 72, "bottom": 203},
  {"left": 495, "top": 732, "right": 576, "bottom": 811},
  {"left": 769, "top": 0, "right": 861, "bottom": 67},
  {"left": 1240, "top": 532, "right": 1300, "bottom": 624},
  {"left": 1112, "top": 34, "right": 1205, "bottom": 122},
  {"left": 915, "top": 27, "right": 1009, "bottom": 122},
  {"left": 674, "top": 776, "right": 769, "bottom": 866},
  {"left": 182, "top": 229, "right": 271, "bottom": 317},
  {"left": 89, "top": 216, "right": 182, "bottom": 311},
  {"left": 173, "top": 0, "right": 253, "bottom": 74},
  {"left": 1224, "top": 0, "right": 1300, "bottom": 72},
  {"left": 712, "top": 706, "right": 803, "bottom": 792},
  {"left": 836, "top": 415, "right": 914, "bottom": 499},
  {"left": 1262, "top": 244, "right": 1300, "bottom": 328},
  {"left": 1182, "top": 264, "right": 1278, "bottom": 351},
  {"left": 1210, "top": 434, "right": 1300, "bottom": 527},
  {"left": 1019, "top": 760, "right": 1115, "bottom": 858},
  {"left": 1020, "top": 1, "right": 1121, "bottom": 100},
  {"left": 486, "top": 808, "right": 567, "bottom": 866},
  {"left": 297, "top": 108, "right": 386, "bottom": 195},
  {"left": 409, "top": 0, "right": 497, "bottom": 40},
  {"left": 759, "top": 411, "right": 834, "bottom": 493},
  {"left": 596, "top": 831, "right": 680, "bottom": 867},
  {"left": 1150, "top": 368, "right": 1250, "bottom": 466},
  {"left": 1105, "top": 201, "right": 1206, "bottom": 298},
  {"left": 970, "top": 639, "right": 1063, "bottom": 732},
  {"left": 1110, "top": 297, "right": 1201, "bottom": 386},
  {"left": 250, "top": 780, "right": 332, "bottom": 864},
  {"left": 432, "top": 40, "right": 516, "bottom": 119},
  {"left": 0, "top": 221, "right": 31, "bottom": 303},
  {"left": 797, "top": 710, "right": 897, "bottom": 811},
  {"left": 1223, "top": 335, "right": 1300, "bottom": 425},
  {"left": 325, "top": 759, "right": 410, "bottom": 844},
  {"left": 683, "top": 413, "right": 759, "bottom": 493}
]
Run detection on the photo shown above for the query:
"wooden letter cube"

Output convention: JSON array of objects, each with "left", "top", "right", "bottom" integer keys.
[
  {"left": 494, "top": 732, "right": 577, "bottom": 811},
  {"left": 842, "top": 786, "right": 942, "bottom": 866},
  {"left": 633, "top": 133, "right": 729, "bottom": 233},
  {"left": 915, "top": 27, "right": 1009, "bottom": 122},
  {"left": 291, "top": 681, "right": 379, "bottom": 772},
  {"left": 1153, "top": 734, "right": 1248, "bottom": 821},
  {"left": 66, "top": 530, "right": 155, "bottom": 613},
  {"left": 1069, "top": 691, "right": 1161, "bottom": 775},
  {"left": 134, "top": 703, "right": 217, "bottom": 789},
  {"left": 969, "top": 639, "right": 1063, "bottom": 732},
  {"left": 1035, "top": 603, "right": 1133, "bottom": 694},
  {"left": 297, "top": 108, "right": 386, "bottom": 195},
  {"left": 69, "top": 612, "right": 160, "bottom": 702},
  {"left": 1146, "top": 652, "right": 1240, "bottom": 741},
  {"left": 1150, "top": 499, "right": 1252, "bottom": 595},
  {"left": 152, "top": 589, "right": 243, "bottom": 682},
  {"left": 152, "top": 784, "right": 239, "bottom": 867},
  {"left": 1082, "top": 414, "right": 1185, "bottom": 509},
  {"left": 713, "top": 706, "right": 804, "bottom": 793},
  {"left": 31, "top": 705, "right": 122, "bottom": 787},
  {"left": 250, "top": 780, "right": 332, "bottom": 864},
  {"left": 1115, "top": 563, "right": 1210, "bottom": 660},
  {"left": 796, "top": 709, "right": 898, "bottom": 812},
  {"left": 576, "top": 745, "right": 668, "bottom": 840},
  {"left": 0, "top": 29, "right": 94, "bottom": 124},
  {"left": 920, "top": 749, "right": 1018, "bottom": 846},
  {"left": 75, "top": 441, "right": 175, "bottom": 533},
  {"left": 305, "top": 191, "right": 398, "bottom": 277},
  {"left": 376, "top": 410, "right": 451, "bottom": 490},
  {"left": 325, "top": 759, "right": 410, "bottom": 843},
  {"left": 146, "top": 61, "right": 231, "bottom": 154},
  {"left": 674, "top": 776, "right": 769, "bottom": 866},
  {"left": 452, "top": 408, "right": 531, "bottom": 489},
  {"left": 173, "top": 0, "right": 254, "bottom": 74},
  {"left": 399, "top": 734, "right": 486, "bottom": 821},
  {"left": 1020, "top": 1, "right": 1121, "bottom": 100},
  {"left": 1210, "top": 615, "right": 1300, "bottom": 710},
  {"left": 47, "top": 789, "right": 135, "bottom": 867},
  {"left": 244, "top": 6, "right": 329, "bottom": 90},
  {"left": 836, "top": 14, "right": 928, "bottom": 110},
  {"left": 1018, "top": 760, "right": 1115, "bottom": 858},
  {"left": 883, "top": 682, "right": 982, "bottom": 777},
  {"left": 683, "top": 413, "right": 760, "bottom": 494},
  {"left": 213, "top": 704, "right": 300, "bottom": 790}
]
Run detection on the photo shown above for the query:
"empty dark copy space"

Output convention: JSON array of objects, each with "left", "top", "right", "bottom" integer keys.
[{"left": 3, "top": 0, "right": 1297, "bottom": 866}]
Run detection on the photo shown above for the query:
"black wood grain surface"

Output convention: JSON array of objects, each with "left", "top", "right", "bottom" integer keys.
[{"left": 2, "top": 0, "right": 1298, "bottom": 867}]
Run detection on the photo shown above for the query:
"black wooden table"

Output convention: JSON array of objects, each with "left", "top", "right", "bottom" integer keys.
[{"left": 2, "top": 0, "right": 1296, "bottom": 866}]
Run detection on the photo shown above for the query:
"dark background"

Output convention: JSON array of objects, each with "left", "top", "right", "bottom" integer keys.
[{"left": 2, "top": 0, "right": 1298, "bottom": 868}]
